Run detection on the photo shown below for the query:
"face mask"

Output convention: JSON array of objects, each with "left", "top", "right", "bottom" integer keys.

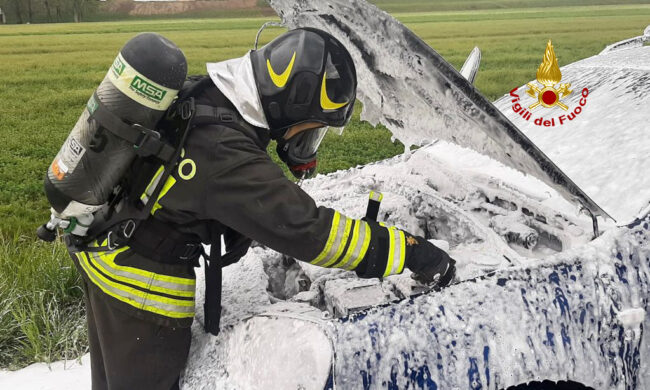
[{"left": 276, "top": 126, "right": 329, "bottom": 179}]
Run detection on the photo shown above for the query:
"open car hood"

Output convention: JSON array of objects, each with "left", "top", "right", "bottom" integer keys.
[{"left": 268, "top": 0, "right": 612, "bottom": 222}]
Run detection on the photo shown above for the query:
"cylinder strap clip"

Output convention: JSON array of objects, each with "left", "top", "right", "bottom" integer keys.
[{"left": 87, "top": 92, "right": 176, "bottom": 162}]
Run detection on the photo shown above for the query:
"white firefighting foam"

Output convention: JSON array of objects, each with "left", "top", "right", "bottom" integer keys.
[
  {"left": 493, "top": 46, "right": 650, "bottom": 223},
  {"left": 267, "top": 0, "right": 611, "bottom": 221},
  {"left": 2, "top": 128, "right": 648, "bottom": 390}
]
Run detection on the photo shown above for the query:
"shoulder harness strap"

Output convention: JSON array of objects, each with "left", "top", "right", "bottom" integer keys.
[
  {"left": 193, "top": 105, "right": 238, "bottom": 127},
  {"left": 86, "top": 93, "right": 177, "bottom": 162}
]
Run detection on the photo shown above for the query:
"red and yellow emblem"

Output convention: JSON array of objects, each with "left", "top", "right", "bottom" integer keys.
[{"left": 526, "top": 40, "right": 572, "bottom": 110}]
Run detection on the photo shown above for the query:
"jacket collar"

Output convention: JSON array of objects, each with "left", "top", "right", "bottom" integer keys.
[{"left": 206, "top": 52, "right": 270, "bottom": 130}]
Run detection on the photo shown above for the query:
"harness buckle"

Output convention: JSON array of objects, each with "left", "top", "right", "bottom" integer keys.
[
  {"left": 106, "top": 231, "right": 120, "bottom": 251},
  {"left": 180, "top": 98, "right": 195, "bottom": 120},
  {"left": 179, "top": 243, "right": 202, "bottom": 261},
  {"left": 218, "top": 111, "right": 234, "bottom": 123},
  {"left": 122, "top": 219, "right": 136, "bottom": 239},
  {"left": 133, "top": 124, "right": 163, "bottom": 157}
]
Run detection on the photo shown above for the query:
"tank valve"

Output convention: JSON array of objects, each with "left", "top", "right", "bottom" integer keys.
[
  {"left": 36, "top": 223, "right": 57, "bottom": 242},
  {"left": 36, "top": 213, "right": 66, "bottom": 242},
  {"left": 36, "top": 212, "right": 94, "bottom": 242}
]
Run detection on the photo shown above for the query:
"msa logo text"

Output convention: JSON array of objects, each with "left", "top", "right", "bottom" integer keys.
[
  {"left": 68, "top": 138, "right": 83, "bottom": 156},
  {"left": 111, "top": 56, "right": 125, "bottom": 77},
  {"left": 130, "top": 76, "right": 166, "bottom": 103}
]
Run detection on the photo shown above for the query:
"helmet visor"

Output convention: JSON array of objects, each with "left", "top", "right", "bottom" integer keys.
[
  {"left": 322, "top": 49, "right": 356, "bottom": 112},
  {"left": 290, "top": 126, "right": 329, "bottom": 162}
]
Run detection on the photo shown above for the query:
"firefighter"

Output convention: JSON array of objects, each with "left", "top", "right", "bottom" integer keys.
[{"left": 68, "top": 28, "right": 456, "bottom": 389}]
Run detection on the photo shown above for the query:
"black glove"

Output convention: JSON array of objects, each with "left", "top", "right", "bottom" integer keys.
[{"left": 405, "top": 236, "right": 456, "bottom": 289}]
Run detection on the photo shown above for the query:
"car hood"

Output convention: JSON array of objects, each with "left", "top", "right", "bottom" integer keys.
[{"left": 494, "top": 45, "right": 650, "bottom": 224}]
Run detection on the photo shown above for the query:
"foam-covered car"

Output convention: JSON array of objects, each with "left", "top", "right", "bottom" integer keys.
[
  {"left": 179, "top": 10, "right": 650, "bottom": 389},
  {"left": 5, "top": 4, "right": 647, "bottom": 390}
]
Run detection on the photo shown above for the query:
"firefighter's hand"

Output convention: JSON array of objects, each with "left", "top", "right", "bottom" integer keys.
[{"left": 405, "top": 236, "right": 456, "bottom": 289}]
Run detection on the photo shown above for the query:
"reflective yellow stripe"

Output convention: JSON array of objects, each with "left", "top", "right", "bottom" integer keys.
[
  {"left": 322, "top": 217, "right": 353, "bottom": 268},
  {"left": 81, "top": 253, "right": 193, "bottom": 308},
  {"left": 93, "top": 240, "right": 195, "bottom": 286},
  {"left": 140, "top": 165, "right": 164, "bottom": 203},
  {"left": 91, "top": 252, "right": 194, "bottom": 298},
  {"left": 384, "top": 228, "right": 406, "bottom": 277},
  {"left": 333, "top": 220, "right": 361, "bottom": 268},
  {"left": 311, "top": 211, "right": 342, "bottom": 266},
  {"left": 384, "top": 227, "right": 396, "bottom": 277},
  {"left": 151, "top": 175, "right": 177, "bottom": 215},
  {"left": 369, "top": 191, "right": 383, "bottom": 202},
  {"left": 75, "top": 253, "right": 194, "bottom": 319},
  {"left": 346, "top": 223, "right": 371, "bottom": 271}
]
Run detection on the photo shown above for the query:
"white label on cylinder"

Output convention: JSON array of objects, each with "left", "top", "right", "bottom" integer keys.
[
  {"left": 107, "top": 53, "right": 179, "bottom": 111},
  {"left": 61, "top": 201, "right": 104, "bottom": 218},
  {"left": 55, "top": 136, "right": 85, "bottom": 178}
]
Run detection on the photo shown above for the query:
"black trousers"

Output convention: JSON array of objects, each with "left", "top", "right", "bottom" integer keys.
[{"left": 82, "top": 281, "right": 192, "bottom": 390}]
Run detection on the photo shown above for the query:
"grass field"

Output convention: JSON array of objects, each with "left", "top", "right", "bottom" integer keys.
[
  {"left": 372, "top": 0, "right": 650, "bottom": 12},
  {"left": 0, "top": 3, "right": 649, "bottom": 369}
]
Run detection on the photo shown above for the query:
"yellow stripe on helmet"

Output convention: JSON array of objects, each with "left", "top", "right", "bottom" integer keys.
[
  {"left": 320, "top": 72, "right": 348, "bottom": 110},
  {"left": 266, "top": 51, "right": 296, "bottom": 88}
]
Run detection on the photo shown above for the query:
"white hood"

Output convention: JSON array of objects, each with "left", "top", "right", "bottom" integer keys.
[{"left": 206, "top": 52, "right": 269, "bottom": 129}]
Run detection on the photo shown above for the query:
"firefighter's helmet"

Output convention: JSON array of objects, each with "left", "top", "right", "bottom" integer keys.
[{"left": 250, "top": 27, "right": 357, "bottom": 139}]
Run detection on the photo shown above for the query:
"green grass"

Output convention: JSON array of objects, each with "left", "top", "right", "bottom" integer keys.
[
  {"left": 5, "top": 0, "right": 637, "bottom": 24},
  {"left": 0, "top": 4, "right": 649, "bottom": 369},
  {"left": 0, "top": 236, "right": 86, "bottom": 369}
]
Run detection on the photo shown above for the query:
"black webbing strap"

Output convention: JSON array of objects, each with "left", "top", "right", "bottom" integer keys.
[
  {"left": 87, "top": 93, "right": 176, "bottom": 162},
  {"left": 127, "top": 217, "right": 202, "bottom": 265},
  {"left": 79, "top": 97, "right": 196, "bottom": 251},
  {"left": 192, "top": 104, "right": 237, "bottom": 127},
  {"left": 204, "top": 226, "right": 222, "bottom": 336}
]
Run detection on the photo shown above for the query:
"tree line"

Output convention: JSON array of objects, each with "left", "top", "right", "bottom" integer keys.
[{"left": 0, "top": 0, "right": 99, "bottom": 24}]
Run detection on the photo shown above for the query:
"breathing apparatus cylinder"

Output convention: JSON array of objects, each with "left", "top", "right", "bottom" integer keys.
[{"left": 43, "top": 33, "right": 187, "bottom": 220}]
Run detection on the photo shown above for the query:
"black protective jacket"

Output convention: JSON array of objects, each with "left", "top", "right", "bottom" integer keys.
[{"left": 70, "top": 82, "right": 436, "bottom": 328}]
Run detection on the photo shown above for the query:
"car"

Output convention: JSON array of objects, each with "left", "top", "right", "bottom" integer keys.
[
  {"left": 179, "top": 4, "right": 650, "bottom": 388},
  {"left": 3, "top": 4, "right": 648, "bottom": 390}
]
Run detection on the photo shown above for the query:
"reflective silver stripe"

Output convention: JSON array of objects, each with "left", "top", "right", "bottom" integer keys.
[
  {"left": 394, "top": 229, "right": 406, "bottom": 275},
  {"left": 384, "top": 228, "right": 406, "bottom": 277},
  {"left": 89, "top": 252, "right": 195, "bottom": 294},
  {"left": 322, "top": 217, "right": 353, "bottom": 268},
  {"left": 77, "top": 253, "right": 194, "bottom": 317},
  {"left": 345, "top": 222, "right": 371, "bottom": 271},
  {"left": 312, "top": 213, "right": 349, "bottom": 267},
  {"left": 335, "top": 220, "right": 368, "bottom": 269}
]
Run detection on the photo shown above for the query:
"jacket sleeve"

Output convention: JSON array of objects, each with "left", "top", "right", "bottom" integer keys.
[{"left": 202, "top": 126, "right": 414, "bottom": 278}]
